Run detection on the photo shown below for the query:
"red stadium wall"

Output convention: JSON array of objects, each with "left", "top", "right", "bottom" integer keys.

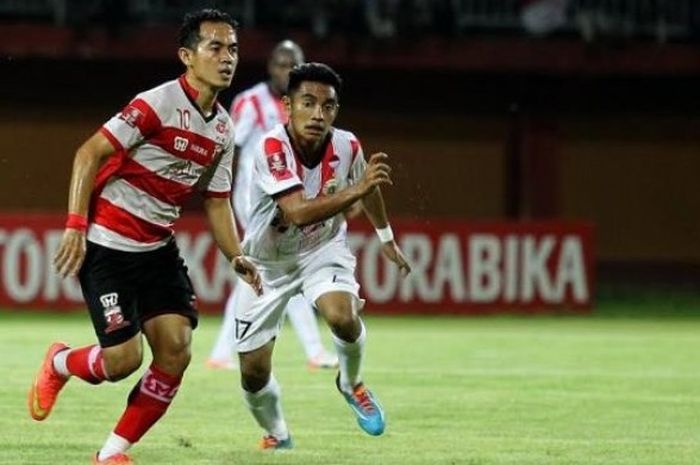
[{"left": 0, "top": 213, "right": 593, "bottom": 314}]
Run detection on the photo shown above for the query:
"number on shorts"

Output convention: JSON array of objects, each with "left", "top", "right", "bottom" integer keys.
[{"left": 235, "top": 318, "right": 252, "bottom": 340}]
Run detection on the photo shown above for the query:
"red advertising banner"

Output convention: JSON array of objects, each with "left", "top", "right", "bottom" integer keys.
[{"left": 0, "top": 212, "right": 594, "bottom": 314}]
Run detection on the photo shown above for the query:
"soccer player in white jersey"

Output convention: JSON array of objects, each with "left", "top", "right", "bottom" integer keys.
[
  {"left": 27, "top": 10, "right": 261, "bottom": 465},
  {"left": 234, "top": 63, "right": 411, "bottom": 450},
  {"left": 207, "top": 40, "right": 338, "bottom": 371}
]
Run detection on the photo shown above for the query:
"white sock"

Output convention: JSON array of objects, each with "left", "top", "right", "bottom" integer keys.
[
  {"left": 97, "top": 432, "right": 131, "bottom": 460},
  {"left": 52, "top": 348, "right": 71, "bottom": 378},
  {"left": 286, "top": 295, "right": 325, "bottom": 360},
  {"left": 209, "top": 284, "right": 240, "bottom": 362},
  {"left": 333, "top": 320, "right": 366, "bottom": 392},
  {"left": 242, "top": 375, "right": 289, "bottom": 440}
]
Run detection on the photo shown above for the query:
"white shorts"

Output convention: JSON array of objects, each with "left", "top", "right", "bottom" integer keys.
[{"left": 234, "top": 240, "right": 360, "bottom": 352}]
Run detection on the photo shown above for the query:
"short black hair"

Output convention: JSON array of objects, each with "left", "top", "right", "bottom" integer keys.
[
  {"left": 287, "top": 62, "right": 342, "bottom": 97},
  {"left": 178, "top": 9, "right": 238, "bottom": 49}
]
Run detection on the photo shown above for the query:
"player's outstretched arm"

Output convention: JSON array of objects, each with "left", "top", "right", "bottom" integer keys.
[
  {"left": 276, "top": 152, "right": 392, "bottom": 226},
  {"left": 203, "top": 197, "right": 262, "bottom": 295},
  {"left": 362, "top": 180, "right": 411, "bottom": 277},
  {"left": 53, "top": 131, "right": 118, "bottom": 278}
]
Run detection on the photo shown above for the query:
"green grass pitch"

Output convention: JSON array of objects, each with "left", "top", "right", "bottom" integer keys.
[{"left": 1, "top": 308, "right": 698, "bottom": 464}]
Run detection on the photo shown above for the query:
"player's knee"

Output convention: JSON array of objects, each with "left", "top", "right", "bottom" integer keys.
[
  {"left": 239, "top": 360, "right": 270, "bottom": 393},
  {"left": 154, "top": 339, "right": 192, "bottom": 374},
  {"left": 104, "top": 348, "right": 143, "bottom": 381},
  {"left": 324, "top": 305, "right": 357, "bottom": 332}
]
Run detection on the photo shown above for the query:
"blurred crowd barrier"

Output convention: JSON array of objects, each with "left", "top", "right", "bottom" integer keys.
[{"left": 1, "top": 0, "right": 698, "bottom": 42}]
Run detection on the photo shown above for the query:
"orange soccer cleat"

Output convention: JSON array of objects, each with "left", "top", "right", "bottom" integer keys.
[
  {"left": 28, "top": 342, "right": 70, "bottom": 421},
  {"left": 92, "top": 453, "right": 134, "bottom": 464},
  {"left": 259, "top": 434, "right": 293, "bottom": 451}
]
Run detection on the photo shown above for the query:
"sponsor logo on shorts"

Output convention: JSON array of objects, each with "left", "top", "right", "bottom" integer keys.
[{"left": 99, "top": 292, "right": 131, "bottom": 334}]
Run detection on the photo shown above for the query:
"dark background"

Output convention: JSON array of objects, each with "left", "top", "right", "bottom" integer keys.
[{"left": 2, "top": 0, "right": 700, "bottom": 293}]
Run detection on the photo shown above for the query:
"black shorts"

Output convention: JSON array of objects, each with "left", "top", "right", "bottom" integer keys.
[{"left": 79, "top": 239, "right": 198, "bottom": 347}]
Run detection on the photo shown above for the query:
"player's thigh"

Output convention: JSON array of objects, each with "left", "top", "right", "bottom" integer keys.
[
  {"left": 235, "top": 279, "right": 298, "bottom": 354},
  {"left": 137, "top": 241, "right": 199, "bottom": 332},
  {"left": 79, "top": 241, "right": 141, "bottom": 350}
]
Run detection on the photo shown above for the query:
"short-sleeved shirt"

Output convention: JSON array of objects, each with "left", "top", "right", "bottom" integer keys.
[
  {"left": 242, "top": 123, "right": 366, "bottom": 264},
  {"left": 229, "top": 82, "right": 286, "bottom": 227},
  {"left": 90, "top": 75, "right": 234, "bottom": 252}
]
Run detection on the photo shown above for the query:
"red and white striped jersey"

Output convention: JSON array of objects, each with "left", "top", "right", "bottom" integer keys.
[
  {"left": 229, "top": 82, "right": 287, "bottom": 227},
  {"left": 242, "top": 124, "right": 366, "bottom": 263},
  {"left": 89, "top": 75, "right": 234, "bottom": 252}
]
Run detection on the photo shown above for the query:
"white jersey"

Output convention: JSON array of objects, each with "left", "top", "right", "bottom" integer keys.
[
  {"left": 229, "top": 82, "right": 286, "bottom": 227},
  {"left": 91, "top": 75, "right": 234, "bottom": 252},
  {"left": 243, "top": 124, "right": 366, "bottom": 264}
]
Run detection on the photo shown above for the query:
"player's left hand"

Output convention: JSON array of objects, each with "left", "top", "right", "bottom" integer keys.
[
  {"left": 232, "top": 255, "right": 263, "bottom": 295},
  {"left": 381, "top": 241, "right": 411, "bottom": 277}
]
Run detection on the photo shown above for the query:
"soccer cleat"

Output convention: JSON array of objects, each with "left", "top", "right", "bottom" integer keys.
[
  {"left": 204, "top": 358, "right": 238, "bottom": 370},
  {"left": 92, "top": 453, "right": 133, "bottom": 464},
  {"left": 259, "top": 434, "right": 293, "bottom": 451},
  {"left": 28, "top": 342, "right": 70, "bottom": 421},
  {"left": 336, "top": 374, "right": 385, "bottom": 436},
  {"left": 307, "top": 350, "right": 339, "bottom": 371}
]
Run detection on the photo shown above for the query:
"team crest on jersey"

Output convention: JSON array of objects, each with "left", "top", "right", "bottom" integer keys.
[
  {"left": 215, "top": 119, "right": 228, "bottom": 134},
  {"left": 322, "top": 178, "right": 339, "bottom": 195},
  {"left": 266, "top": 152, "right": 293, "bottom": 181},
  {"left": 119, "top": 105, "right": 143, "bottom": 128},
  {"left": 99, "top": 292, "right": 130, "bottom": 334}
]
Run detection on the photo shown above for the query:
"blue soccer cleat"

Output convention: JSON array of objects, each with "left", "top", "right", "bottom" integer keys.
[{"left": 336, "top": 374, "right": 386, "bottom": 436}]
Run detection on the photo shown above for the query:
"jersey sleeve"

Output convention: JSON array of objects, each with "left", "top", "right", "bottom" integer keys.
[
  {"left": 230, "top": 95, "right": 258, "bottom": 148},
  {"left": 202, "top": 138, "right": 234, "bottom": 198},
  {"left": 100, "top": 97, "right": 162, "bottom": 151},
  {"left": 348, "top": 137, "right": 367, "bottom": 185},
  {"left": 255, "top": 137, "right": 302, "bottom": 196}
]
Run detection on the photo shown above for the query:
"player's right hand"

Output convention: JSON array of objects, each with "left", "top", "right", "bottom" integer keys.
[
  {"left": 359, "top": 152, "right": 392, "bottom": 195},
  {"left": 53, "top": 229, "right": 87, "bottom": 278},
  {"left": 232, "top": 255, "right": 263, "bottom": 296}
]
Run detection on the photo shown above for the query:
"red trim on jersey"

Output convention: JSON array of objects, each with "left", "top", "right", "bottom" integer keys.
[
  {"left": 350, "top": 138, "right": 361, "bottom": 164},
  {"left": 319, "top": 140, "right": 338, "bottom": 196},
  {"left": 126, "top": 98, "right": 162, "bottom": 138},
  {"left": 149, "top": 127, "right": 219, "bottom": 167},
  {"left": 99, "top": 127, "right": 124, "bottom": 152},
  {"left": 119, "top": 158, "right": 194, "bottom": 206},
  {"left": 249, "top": 95, "right": 265, "bottom": 128},
  {"left": 272, "top": 93, "right": 287, "bottom": 124},
  {"left": 91, "top": 147, "right": 129, "bottom": 219},
  {"left": 230, "top": 96, "right": 247, "bottom": 122},
  {"left": 93, "top": 198, "right": 173, "bottom": 243},
  {"left": 178, "top": 74, "right": 199, "bottom": 100},
  {"left": 203, "top": 190, "right": 231, "bottom": 198}
]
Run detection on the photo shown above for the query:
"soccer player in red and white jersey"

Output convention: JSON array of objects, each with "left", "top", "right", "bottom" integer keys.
[
  {"left": 233, "top": 63, "right": 411, "bottom": 449},
  {"left": 27, "top": 9, "right": 261, "bottom": 465},
  {"left": 208, "top": 40, "right": 339, "bottom": 371}
]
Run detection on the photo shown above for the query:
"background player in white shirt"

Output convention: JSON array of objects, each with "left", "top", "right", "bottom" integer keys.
[
  {"left": 234, "top": 63, "right": 411, "bottom": 449},
  {"left": 27, "top": 10, "right": 261, "bottom": 464},
  {"left": 207, "top": 40, "right": 338, "bottom": 370}
]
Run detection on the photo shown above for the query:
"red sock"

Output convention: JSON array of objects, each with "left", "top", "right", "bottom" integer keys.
[
  {"left": 113, "top": 364, "right": 182, "bottom": 444},
  {"left": 66, "top": 345, "right": 108, "bottom": 384}
]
